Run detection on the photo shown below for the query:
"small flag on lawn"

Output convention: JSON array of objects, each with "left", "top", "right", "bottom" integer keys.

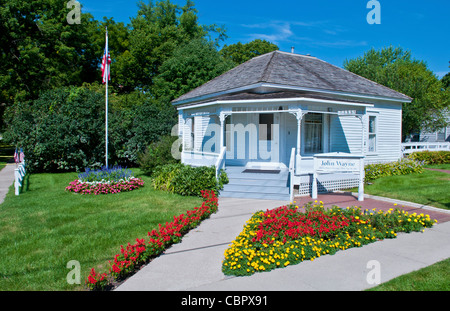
[
  {"left": 101, "top": 30, "right": 111, "bottom": 84},
  {"left": 19, "top": 148, "right": 24, "bottom": 162}
]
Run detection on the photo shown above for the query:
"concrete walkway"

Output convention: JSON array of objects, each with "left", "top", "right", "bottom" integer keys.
[
  {"left": 116, "top": 195, "right": 450, "bottom": 291},
  {"left": 0, "top": 163, "right": 16, "bottom": 204}
]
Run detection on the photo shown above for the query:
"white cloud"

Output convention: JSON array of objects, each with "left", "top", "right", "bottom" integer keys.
[
  {"left": 436, "top": 71, "right": 449, "bottom": 79},
  {"left": 242, "top": 21, "right": 294, "bottom": 44},
  {"left": 241, "top": 19, "right": 353, "bottom": 46}
]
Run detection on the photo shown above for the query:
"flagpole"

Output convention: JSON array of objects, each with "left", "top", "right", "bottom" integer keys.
[{"left": 105, "top": 27, "right": 109, "bottom": 169}]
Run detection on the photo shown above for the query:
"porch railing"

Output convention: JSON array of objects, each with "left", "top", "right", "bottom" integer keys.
[
  {"left": 289, "top": 148, "right": 296, "bottom": 203},
  {"left": 401, "top": 142, "right": 450, "bottom": 155},
  {"left": 181, "top": 148, "right": 226, "bottom": 179},
  {"left": 181, "top": 150, "right": 220, "bottom": 167},
  {"left": 215, "top": 147, "right": 226, "bottom": 179}
]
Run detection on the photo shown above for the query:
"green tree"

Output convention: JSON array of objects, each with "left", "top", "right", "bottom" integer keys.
[
  {"left": 153, "top": 38, "right": 235, "bottom": 104},
  {"left": 113, "top": 0, "right": 227, "bottom": 93},
  {"left": 3, "top": 86, "right": 106, "bottom": 172},
  {"left": 442, "top": 72, "right": 450, "bottom": 90},
  {"left": 344, "top": 46, "right": 450, "bottom": 139},
  {"left": 220, "top": 39, "right": 279, "bottom": 65},
  {"left": 3, "top": 85, "right": 177, "bottom": 172},
  {"left": 0, "top": 0, "right": 100, "bottom": 104}
]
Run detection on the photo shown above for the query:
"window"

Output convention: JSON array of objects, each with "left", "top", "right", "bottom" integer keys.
[
  {"left": 437, "top": 127, "right": 445, "bottom": 141},
  {"left": 368, "top": 115, "right": 377, "bottom": 152},
  {"left": 259, "top": 114, "right": 274, "bottom": 141},
  {"left": 304, "top": 113, "right": 323, "bottom": 154}
]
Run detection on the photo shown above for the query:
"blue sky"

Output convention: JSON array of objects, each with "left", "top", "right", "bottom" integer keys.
[{"left": 80, "top": 0, "right": 449, "bottom": 78}]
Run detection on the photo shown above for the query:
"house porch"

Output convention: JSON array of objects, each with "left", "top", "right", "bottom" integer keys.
[{"left": 178, "top": 97, "right": 371, "bottom": 201}]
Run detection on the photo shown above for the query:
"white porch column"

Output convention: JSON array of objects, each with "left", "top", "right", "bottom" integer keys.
[
  {"left": 296, "top": 114, "right": 302, "bottom": 157},
  {"left": 290, "top": 108, "right": 305, "bottom": 174},
  {"left": 219, "top": 109, "right": 231, "bottom": 149},
  {"left": 219, "top": 112, "right": 225, "bottom": 149},
  {"left": 357, "top": 110, "right": 367, "bottom": 155},
  {"left": 178, "top": 110, "right": 185, "bottom": 153}
]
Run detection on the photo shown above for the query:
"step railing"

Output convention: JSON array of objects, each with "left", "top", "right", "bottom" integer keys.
[{"left": 215, "top": 147, "right": 226, "bottom": 179}]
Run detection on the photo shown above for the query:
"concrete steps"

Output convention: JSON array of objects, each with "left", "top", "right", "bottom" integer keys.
[{"left": 220, "top": 166, "right": 291, "bottom": 201}]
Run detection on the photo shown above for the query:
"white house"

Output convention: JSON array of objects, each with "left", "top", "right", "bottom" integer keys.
[
  {"left": 172, "top": 50, "right": 412, "bottom": 201},
  {"left": 418, "top": 112, "right": 450, "bottom": 142}
]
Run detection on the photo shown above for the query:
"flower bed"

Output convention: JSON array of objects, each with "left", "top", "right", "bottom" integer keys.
[
  {"left": 222, "top": 201, "right": 437, "bottom": 276},
  {"left": 85, "top": 189, "right": 218, "bottom": 291},
  {"left": 66, "top": 178, "right": 144, "bottom": 194},
  {"left": 66, "top": 166, "right": 144, "bottom": 194}
]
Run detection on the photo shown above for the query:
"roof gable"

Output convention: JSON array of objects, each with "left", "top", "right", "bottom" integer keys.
[{"left": 172, "top": 50, "right": 412, "bottom": 105}]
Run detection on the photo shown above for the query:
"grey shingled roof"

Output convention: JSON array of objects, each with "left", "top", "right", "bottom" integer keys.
[{"left": 172, "top": 50, "right": 412, "bottom": 105}]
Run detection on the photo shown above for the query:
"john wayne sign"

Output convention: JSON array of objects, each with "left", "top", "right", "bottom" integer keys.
[
  {"left": 315, "top": 156, "right": 362, "bottom": 173},
  {"left": 312, "top": 153, "right": 365, "bottom": 201}
]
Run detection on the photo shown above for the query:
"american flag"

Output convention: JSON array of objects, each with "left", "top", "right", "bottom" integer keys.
[
  {"left": 14, "top": 148, "right": 19, "bottom": 163},
  {"left": 19, "top": 148, "right": 24, "bottom": 162},
  {"left": 101, "top": 31, "right": 111, "bottom": 84}
]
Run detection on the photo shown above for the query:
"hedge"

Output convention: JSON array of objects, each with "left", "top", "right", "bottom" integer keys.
[
  {"left": 408, "top": 150, "right": 450, "bottom": 165},
  {"left": 152, "top": 163, "right": 228, "bottom": 197},
  {"left": 364, "top": 158, "right": 424, "bottom": 182}
]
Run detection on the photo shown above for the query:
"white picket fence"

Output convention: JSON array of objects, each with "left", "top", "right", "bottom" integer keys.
[
  {"left": 401, "top": 142, "right": 450, "bottom": 156},
  {"left": 14, "top": 159, "right": 26, "bottom": 196}
]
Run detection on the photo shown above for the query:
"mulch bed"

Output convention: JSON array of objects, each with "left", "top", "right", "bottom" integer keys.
[{"left": 293, "top": 192, "right": 450, "bottom": 224}]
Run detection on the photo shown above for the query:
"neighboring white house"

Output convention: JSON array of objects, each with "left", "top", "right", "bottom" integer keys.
[
  {"left": 172, "top": 50, "right": 412, "bottom": 200},
  {"left": 418, "top": 112, "right": 450, "bottom": 142}
]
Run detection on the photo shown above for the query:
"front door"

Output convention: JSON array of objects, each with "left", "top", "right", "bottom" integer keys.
[
  {"left": 224, "top": 112, "right": 281, "bottom": 167},
  {"left": 257, "top": 112, "right": 280, "bottom": 164},
  {"left": 225, "top": 113, "right": 256, "bottom": 166}
]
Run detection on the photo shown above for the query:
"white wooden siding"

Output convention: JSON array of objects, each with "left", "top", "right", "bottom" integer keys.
[
  {"left": 330, "top": 115, "right": 362, "bottom": 154},
  {"left": 194, "top": 115, "right": 209, "bottom": 152},
  {"left": 365, "top": 102, "right": 402, "bottom": 163}
]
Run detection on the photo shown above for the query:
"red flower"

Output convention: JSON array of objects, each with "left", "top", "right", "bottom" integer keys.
[{"left": 85, "top": 189, "right": 219, "bottom": 290}]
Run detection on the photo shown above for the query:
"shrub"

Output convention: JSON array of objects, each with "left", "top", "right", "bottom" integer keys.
[
  {"left": 108, "top": 100, "right": 176, "bottom": 166},
  {"left": 138, "top": 135, "right": 180, "bottom": 175},
  {"left": 364, "top": 158, "right": 424, "bottom": 182},
  {"left": 152, "top": 163, "right": 228, "bottom": 197},
  {"left": 408, "top": 151, "right": 450, "bottom": 165},
  {"left": 3, "top": 86, "right": 105, "bottom": 172},
  {"left": 3, "top": 86, "right": 177, "bottom": 172}
]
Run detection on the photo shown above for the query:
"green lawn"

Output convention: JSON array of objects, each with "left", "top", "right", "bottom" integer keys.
[
  {"left": 368, "top": 258, "right": 450, "bottom": 291},
  {"left": 424, "top": 163, "right": 450, "bottom": 170},
  {"left": 362, "top": 165, "right": 449, "bottom": 291},
  {"left": 363, "top": 168, "right": 450, "bottom": 210},
  {"left": 0, "top": 169, "right": 202, "bottom": 290}
]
